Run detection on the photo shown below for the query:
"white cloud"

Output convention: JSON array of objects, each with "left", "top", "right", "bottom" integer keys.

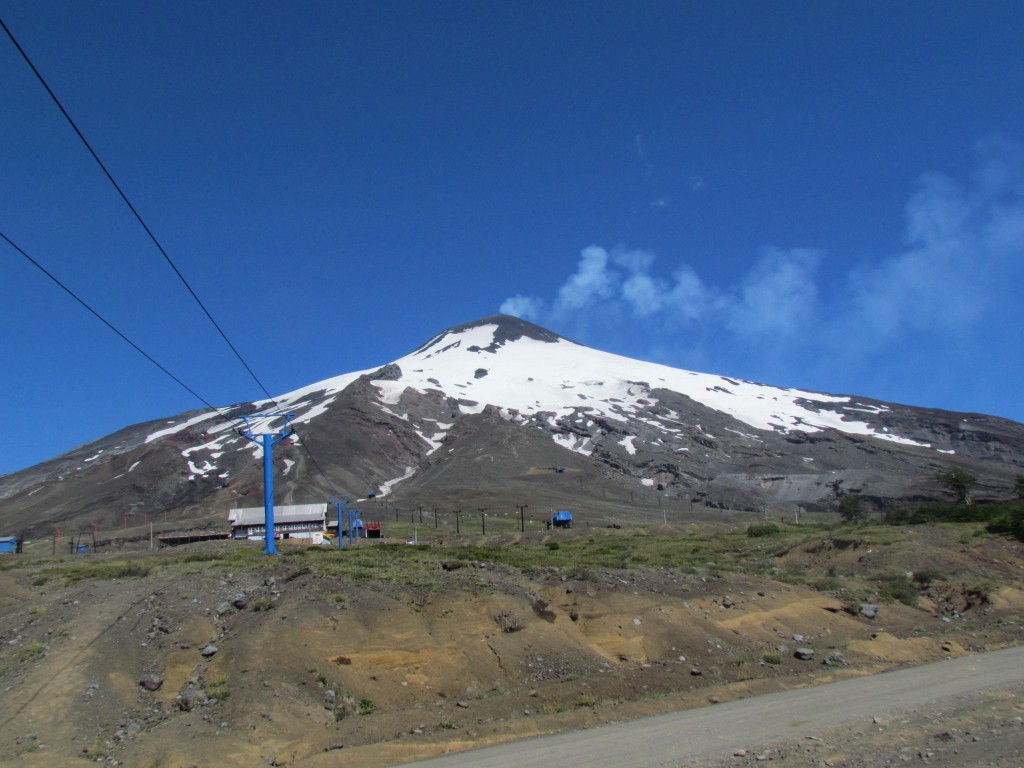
[
  {"left": 499, "top": 139, "right": 1024, "bottom": 416},
  {"left": 722, "top": 248, "right": 821, "bottom": 338},
  {"left": 499, "top": 294, "right": 544, "bottom": 320},
  {"left": 553, "top": 245, "right": 616, "bottom": 312}
]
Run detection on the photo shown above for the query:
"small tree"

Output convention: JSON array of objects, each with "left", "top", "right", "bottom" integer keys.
[
  {"left": 938, "top": 468, "right": 976, "bottom": 505},
  {"left": 838, "top": 494, "right": 866, "bottom": 524}
]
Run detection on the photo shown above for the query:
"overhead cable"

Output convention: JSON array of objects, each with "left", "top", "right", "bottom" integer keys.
[
  {"left": 0, "top": 16, "right": 280, "bottom": 407},
  {"left": 1, "top": 230, "right": 238, "bottom": 427}
]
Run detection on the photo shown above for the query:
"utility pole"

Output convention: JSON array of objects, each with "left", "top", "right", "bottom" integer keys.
[
  {"left": 516, "top": 503, "right": 528, "bottom": 532},
  {"left": 479, "top": 508, "right": 487, "bottom": 535},
  {"left": 329, "top": 495, "right": 349, "bottom": 550},
  {"left": 238, "top": 413, "right": 296, "bottom": 555},
  {"left": 433, "top": 508, "right": 438, "bottom": 528},
  {"left": 348, "top": 508, "right": 362, "bottom": 542},
  {"left": 455, "top": 509, "right": 461, "bottom": 535}
]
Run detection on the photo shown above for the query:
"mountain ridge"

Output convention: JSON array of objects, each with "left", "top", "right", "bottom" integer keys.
[{"left": 2, "top": 315, "right": 1023, "bottom": 536}]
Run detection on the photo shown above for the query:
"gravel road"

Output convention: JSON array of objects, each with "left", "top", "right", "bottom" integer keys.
[{"left": 397, "top": 645, "right": 1024, "bottom": 768}]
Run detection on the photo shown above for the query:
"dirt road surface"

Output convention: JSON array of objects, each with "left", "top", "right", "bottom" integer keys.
[{"left": 398, "top": 645, "right": 1024, "bottom": 768}]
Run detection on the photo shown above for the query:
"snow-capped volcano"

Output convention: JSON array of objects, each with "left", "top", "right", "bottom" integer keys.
[{"left": 3, "top": 315, "right": 1024, "bottom": 534}]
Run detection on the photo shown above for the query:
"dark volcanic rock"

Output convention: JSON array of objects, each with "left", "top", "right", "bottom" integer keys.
[{"left": 2, "top": 314, "right": 1023, "bottom": 537}]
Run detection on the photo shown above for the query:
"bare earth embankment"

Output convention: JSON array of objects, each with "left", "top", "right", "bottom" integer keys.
[{"left": 0, "top": 521, "right": 1022, "bottom": 767}]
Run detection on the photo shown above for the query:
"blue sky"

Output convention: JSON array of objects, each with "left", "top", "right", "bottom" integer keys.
[{"left": 2, "top": 1, "right": 1023, "bottom": 476}]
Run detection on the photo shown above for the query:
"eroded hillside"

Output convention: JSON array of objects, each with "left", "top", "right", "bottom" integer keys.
[{"left": 1, "top": 522, "right": 1023, "bottom": 767}]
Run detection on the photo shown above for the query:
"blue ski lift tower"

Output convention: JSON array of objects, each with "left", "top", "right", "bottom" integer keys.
[{"left": 238, "top": 413, "right": 296, "bottom": 555}]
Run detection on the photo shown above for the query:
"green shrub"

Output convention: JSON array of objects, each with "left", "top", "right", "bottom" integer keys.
[
  {"left": 358, "top": 698, "right": 375, "bottom": 715},
  {"left": 249, "top": 596, "right": 273, "bottom": 611},
  {"left": 747, "top": 523, "right": 781, "bottom": 538},
  {"left": 887, "top": 501, "right": 1018, "bottom": 527},
  {"left": 39, "top": 562, "right": 152, "bottom": 585},
  {"left": 207, "top": 675, "right": 230, "bottom": 702},
  {"left": 762, "top": 650, "right": 782, "bottom": 665},
  {"left": 877, "top": 573, "right": 919, "bottom": 606},
  {"left": 986, "top": 502, "right": 1024, "bottom": 542},
  {"left": 911, "top": 568, "right": 945, "bottom": 587},
  {"left": 16, "top": 640, "right": 45, "bottom": 663}
]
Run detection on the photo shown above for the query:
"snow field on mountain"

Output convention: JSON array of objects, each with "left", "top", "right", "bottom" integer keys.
[
  {"left": 382, "top": 323, "right": 928, "bottom": 447},
  {"left": 144, "top": 319, "right": 930, "bottom": 482}
]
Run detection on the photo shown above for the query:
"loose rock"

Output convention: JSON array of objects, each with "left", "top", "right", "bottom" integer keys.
[{"left": 138, "top": 674, "right": 164, "bottom": 692}]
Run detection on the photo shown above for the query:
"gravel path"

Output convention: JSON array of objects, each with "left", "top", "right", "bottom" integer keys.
[{"left": 396, "top": 645, "right": 1024, "bottom": 768}]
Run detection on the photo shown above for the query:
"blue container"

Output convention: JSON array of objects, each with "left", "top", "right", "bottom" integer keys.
[{"left": 76, "top": 544, "right": 88, "bottom": 554}]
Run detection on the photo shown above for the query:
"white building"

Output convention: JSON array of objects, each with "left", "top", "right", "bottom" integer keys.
[{"left": 228, "top": 503, "right": 328, "bottom": 540}]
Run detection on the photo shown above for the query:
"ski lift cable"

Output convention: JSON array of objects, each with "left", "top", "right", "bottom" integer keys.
[
  {"left": 3, "top": 18, "right": 337, "bottom": 492},
  {"left": 1, "top": 230, "right": 240, "bottom": 428},
  {"left": 0, "top": 16, "right": 281, "bottom": 410}
]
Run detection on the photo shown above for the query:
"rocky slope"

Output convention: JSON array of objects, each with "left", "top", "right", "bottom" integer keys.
[
  {"left": 1, "top": 524, "right": 1023, "bottom": 767},
  {"left": 2, "top": 315, "right": 1023, "bottom": 537}
]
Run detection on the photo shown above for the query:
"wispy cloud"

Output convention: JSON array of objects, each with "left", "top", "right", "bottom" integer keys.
[{"left": 500, "top": 139, "right": 1024, "bottom": 418}]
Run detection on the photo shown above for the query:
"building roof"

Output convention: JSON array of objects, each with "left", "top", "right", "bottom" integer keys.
[{"left": 228, "top": 503, "right": 327, "bottom": 527}]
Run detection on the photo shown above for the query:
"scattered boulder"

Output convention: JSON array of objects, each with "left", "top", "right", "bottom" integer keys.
[
  {"left": 859, "top": 603, "right": 879, "bottom": 620},
  {"left": 794, "top": 648, "right": 815, "bottom": 661},
  {"left": 494, "top": 611, "right": 524, "bottom": 633},
  {"left": 215, "top": 602, "right": 233, "bottom": 617},
  {"left": 721, "top": 596, "right": 735, "bottom": 608},
  {"left": 201, "top": 645, "right": 218, "bottom": 658},
  {"left": 823, "top": 651, "right": 846, "bottom": 666},
  {"left": 175, "top": 689, "right": 208, "bottom": 711},
  {"left": 231, "top": 592, "right": 249, "bottom": 609},
  {"left": 323, "top": 690, "right": 336, "bottom": 710},
  {"left": 137, "top": 673, "right": 164, "bottom": 692}
]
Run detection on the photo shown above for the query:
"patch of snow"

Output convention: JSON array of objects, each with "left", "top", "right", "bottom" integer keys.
[
  {"left": 187, "top": 459, "right": 216, "bottom": 477},
  {"left": 146, "top": 411, "right": 220, "bottom": 443},
  {"left": 182, "top": 439, "right": 228, "bottom": 458},
  {"left": 128, "top": 461, "right": 141, "bottom": 473},
  {"left": 282, "top": 459, "right": 295, "bottom": 475},
  {"left": 379, "top": 466, "right": 416, "bottom": 496},
  {"left": 724, "top": 427, "right": 763, "bottom": 441},
  {"left": 619, "top": 436, "right": 637, "bottom": 455}
]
